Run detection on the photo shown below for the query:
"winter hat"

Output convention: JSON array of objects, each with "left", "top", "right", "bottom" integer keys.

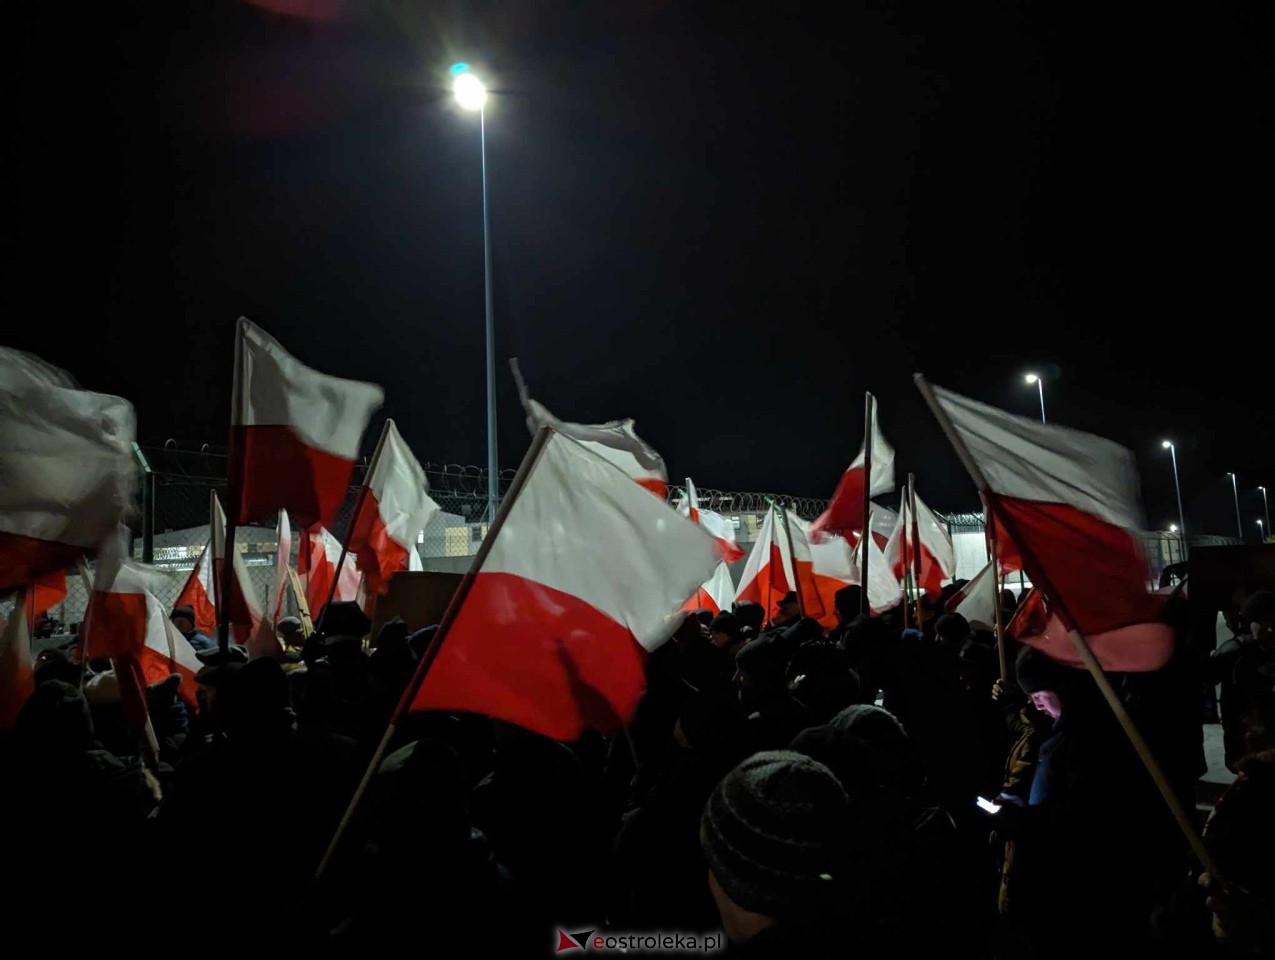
[
  {"left": 709, "top": 612, "right": 742, "bottom": 642},
  {"left": 934, "top": 612, "right": 971, "bottom": 645},
  {"left": 833, "top": 585, "right": 862, "bottom": 621},
  {"left": 195, "top": 643, "right": 249, "bottom": 667},
  {"left": 170, "top": 605, "right": 197, "bottom": 623},
  {"left": 318, "top": 601, "right": 372, "bottom": 642},
  {"left": 1015, "top": 645, "right": 1064, "bottom": 695},
  {"left": 735, "top": 633, "right": 788, "bottom": 686},
  {"left": 733, "top": 601, "right": 766, "bottom": 636},
  {"left": 1241, "top": 590, "right": 1275, "bottom": 627},
  {"left": 700, "top": 750, "right": 850, "bottom": 918}
]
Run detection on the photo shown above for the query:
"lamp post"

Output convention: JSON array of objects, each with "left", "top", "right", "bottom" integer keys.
[
  {"left": 1161, "top": 441, "right": 1186, "bottom": 546},
  {"left": 1259, "top": 519, "right": 1266, "bottom": 543},
  {"left": 1024, "top": 373, "right": 1046, "bottom": 424},
  {"left": 1229, "top": 472, "right": 1242, "bottom": 540},
  {"left": 452, "top": 63, "right": 499, "bottom": 522},
  {"left": 1261, "top": 486, "right": 1271, "bottom": 536}
]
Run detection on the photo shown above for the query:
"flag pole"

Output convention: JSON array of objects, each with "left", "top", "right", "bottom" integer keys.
[
  {"left": 779, "top": 503, "right": 806, "bottom": 619},
  {"left": 859, "top": 392, "right": 873, "bottom": 616},
  {"left": 908, "top": 474, "right": 924, "bottom": 630},
  {"left": 221, "top": 326, "right": 247, "bottom": 656},
  {"left": 913, "top": 372, "right": 1221, "bottom": 883},
  {"left": 212, "top": 490, "right": 236, "bottom": 656},
  {"left": 899, "top": 493, "right": 911, "bottom": 631},
  {"left": 316, "top": 419, "right": 392, "bottom": 633},
  {"left": 314, "top": 425, "right": 555, "bottom": 885},
  {"left": 984, "top": 499, "right": 1008, "bottom": 681}
]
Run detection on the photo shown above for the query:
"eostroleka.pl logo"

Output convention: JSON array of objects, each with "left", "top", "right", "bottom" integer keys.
[{"left": 555, "top": 928, "right": 723, "bottom": 953}]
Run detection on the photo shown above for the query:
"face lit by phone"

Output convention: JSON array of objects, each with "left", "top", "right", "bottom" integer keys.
[{"left": 1029, "top": 689, "right": 1063, "bottom": 720}]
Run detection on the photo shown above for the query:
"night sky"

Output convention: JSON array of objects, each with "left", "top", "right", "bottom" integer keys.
[{"left": 4, "top": 2, "right": 1273, "bottom": 537}]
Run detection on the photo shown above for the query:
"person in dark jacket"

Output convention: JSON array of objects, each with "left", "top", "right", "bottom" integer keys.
[
  {"left": 170, "top": 603, "right": 215, "bottom": 652},
  {"left": 733, "top": 634, "right": 811, "bottom": 751}
]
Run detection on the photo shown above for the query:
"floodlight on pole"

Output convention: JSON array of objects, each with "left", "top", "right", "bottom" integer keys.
[
  {"left": 1024, "top": 373, "right": 1046, "bottom": 424},
  {"left": 1162, "top": 440, "right": 1186, "bottom": 546}
]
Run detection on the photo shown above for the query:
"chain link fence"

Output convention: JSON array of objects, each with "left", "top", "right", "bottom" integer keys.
[{"left": 8, "top": 447, "right": 1243, "bottom": 630}]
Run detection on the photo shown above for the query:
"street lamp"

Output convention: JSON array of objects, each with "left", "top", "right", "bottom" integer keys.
[
  {"left": 1169, "top": 523, "right": 1178, "bottom": 533},
  {"left": 452, "top": 63, "right": 499, "bottom": 522},
  {"left": 1024, "top": 373, "right": 1046, "bottom": 424},
  {"left": 1228, "top": 472, "right": 1242, "bottom": 540},
  {"left": 1260, "top": 485, "right": 1271, "bottom": 535},
  {"left": 1161, "top": 440, "right": 1186, "bottom": 544},
  {"left": 1259, "top": 519, "right": 1266, "bottom": 542}
]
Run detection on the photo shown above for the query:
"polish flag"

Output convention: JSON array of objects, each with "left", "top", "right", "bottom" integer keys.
[
  {"left": 792, "top": 514, "right": 856, "bottom": 629},
  {"left": 30, "top": 569, "right": 68, "bottom": 621},
  {"left": 85, "top": 529, "right": 203, "bottom": 706},
  {"left": 173, "top": 493, "right": 263, "bottom": 647},
  {"left": 347, "top": 420, "right": 440, "bottom": 595},
  {"left": 811, "top": 394, "right": 895, "bottom": 540},
  {"left": 298, "top": 525, "right": 361, "bottom": 617},
  {"left": 922, "top": 381, "right": 1173, "bottom": 670},
  {"left": 408, "top": 430, "right": 719, "bottom": 740},
  {"left": 0, "top": 348, "right": 136, "bottom": 591},
  {"left": 513, "top": 364, "right": 668, "bottom": 496},
  {"left": 847, "top": 508, "right": 904, "bottom": 614},
  {"left": 687, "top": 562, "right": 736, "bottom": 616},
  {"left": 228, "top": 318, "right": 384, "bottom": 529},
  {"left": 884, "top": 487, "right": 955, "bottom": 597},
  {"left": 734, "top": 506, "right": 826, "bottom": 621},
  {"left": 674, "top": 478, "right": 745, "bottom": 562},
  {"left": 247, "top": 509, "right": 293, "bottom": 661},
  {"left": 945, "top": 560, "right": 998, "bottom": 628},
  {"left": 0, "top": 595, "right": 34, "bottom": 730}
]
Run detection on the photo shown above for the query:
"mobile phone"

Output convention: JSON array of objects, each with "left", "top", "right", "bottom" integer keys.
[{"left": 976, "top": 796, "right": 1002, "bottom": 814}]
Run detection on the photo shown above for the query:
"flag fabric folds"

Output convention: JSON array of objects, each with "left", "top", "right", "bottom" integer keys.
[
  {"left": 734, "top": 506, "right": 826, "bottom": 622},
  {"left": 847, "top": 507, "right": 904, "bottom": 614},
  {"left": 884, "top": 487, "right": 955, "bottom": 597},
  {"left": 811, "top": 395, "right": 895, "bottom": 540},
  {"left": 687, "top": 562, "right": 736, "bottom": 616},
  {"left": 0, "top": 595, "right": 34, "bottom": 730},
  {"left": 675, "top": 478, "right": 745, "bottom": 563},
  {"left": 173, "top": 493, "right": 263, "bottom": 647},
  {"left": 924, "top": 381, "right": 1172, "bottom": 671},
  {"left": 347, "top": 421, "right": 440, "bottom": 595},
  {"left": 228, "top": 318, "right": 384, "bottom": 529},
  {"left": 409, "top": 430, "right": 719, "bottom": 741},
  {"left": 0, "top": 348, "right": 136, "bottom": 591}
]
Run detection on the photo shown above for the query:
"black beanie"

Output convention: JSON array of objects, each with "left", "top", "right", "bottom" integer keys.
[
  {"left": 733, "top": 601, "right": 766, "bottom": 636},
  {"left": 700, "top": 750, "right": 849, "bottom": 918},
  {"left": 1015, "top": 645, "right": 1065, "bottom": 695},
  {"left": 709, "top": 611, "right": 742, "bottom": 642},
  {"left": 934, "top": 612, "right": 971, "bottom": 644},
  {"left": 735, "top": 633, "right": 788, "bottom": 684}
]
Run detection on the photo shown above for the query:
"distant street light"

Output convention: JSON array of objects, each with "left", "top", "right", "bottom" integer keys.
[
  {"left": 1229, "top": 472, "right": 1243, "bottom": 540},
  {"left": 1259, "top": 519, "right": 1266, "bottom": 542},
  {"left": 1161, "top": 440, "right": 1186, "bottom": 544},
  {"left": 1260, "top": 485, "right": 1271, "bottom": 535},
  {"left": 451, "top": 63, "right": 498, "bottom": 521},
  {"left": 1169, "top": 523, "right": 1179, "bottom": 533},
  {"left": 1024, "top": 373, "right": 1046, "bottom": 424}
]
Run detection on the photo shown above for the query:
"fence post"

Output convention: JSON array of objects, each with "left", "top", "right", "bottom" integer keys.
[{"left": 132, "top": 443, "right": 154, "bottom": 564}]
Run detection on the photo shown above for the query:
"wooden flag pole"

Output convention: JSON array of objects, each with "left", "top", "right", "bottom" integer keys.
[
  {"left": 908, "top": 473, "right": 924, "bottom": 631},
  {"left": 985, "top": 499, "right": 1008, "bottom": 682},
  {"left": 286, "top": 567, "right": 314, "bottom": 638},
  {"left": 316, "top": 420, "right": 392, "bottom": 634},
  {"left": 859, "top": 392, "right": 873, "bottom": 616},
  {"left": 913, "top": 372, "right": 1221, "bottom": 883},
  {"left": 314, "top": 426, "right": 555, "bottom": 885}
]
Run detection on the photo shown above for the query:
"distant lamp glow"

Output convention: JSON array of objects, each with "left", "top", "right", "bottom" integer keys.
[
  {"left": 1169, "top": 524, "right": 1179, "bottom": 533},
  {"left": 450, "top": 62, "right": 471, "bottom": 76},
  {"left": 1161, "top": 439, "right": 1172, "bottom": 449},
  {"left": 453, "top": 71, "right": 487, "bottom": 111},
  {"left": 1024, "top": 373, "right": 1039, "bottom": 384}
]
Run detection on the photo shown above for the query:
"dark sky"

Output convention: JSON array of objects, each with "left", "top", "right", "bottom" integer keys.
[{"left": 4, "top": 1, "right": 1274, "bottom": 537}]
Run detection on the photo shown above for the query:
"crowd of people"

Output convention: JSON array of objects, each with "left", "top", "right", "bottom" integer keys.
[{"left": 2, "top": 580, "right": 1273, "bottom": 957}]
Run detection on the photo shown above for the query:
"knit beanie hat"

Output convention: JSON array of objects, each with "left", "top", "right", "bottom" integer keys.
[{"left": 700, "top": 750, "right": 850, "bottom": 918}]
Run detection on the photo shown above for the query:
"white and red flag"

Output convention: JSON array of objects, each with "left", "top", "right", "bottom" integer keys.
[
  {"left": 408, "top": 429, "right": 719, "bottom": 740},
  {"left": 945, "top": 560, "right": 998, "bottom": 629},
  {"left": 686, "top": 562, "right": 736, "bottom": 616},
  {"left": 247, "top": 509, "right": 294, "bottom": 661},
  {"left": 884, "top": 487, "right": 955, "bottom": 597},
  {"left": 513, "top": 363, "right": 668, "bottom": 496},
  {"left": 847, "top": 507, "right": 904, "bottom": 614},
  {"left": 85, "top": 528, "right": 203, "bottom": 707},
  {"left": 675, "top": 478, "right": 745, "bottom": 562},
  {"left": 298, "top": 525, "right": 361, "bottom": 617},
  {"left": 734, "top": 505, "right": 826, "bottom": 622},
  {"left": 228, "top": 318, "right": 384, "bottom": 529},
  {"left": 0, "top": 348, "right": 136, "bottom": 591},
  {"left": 346, "top": 420, "right": 439, "bottom": 596},
  {"left": 811, "top": 394, "right": 895, "bottom": 540},
  {"left": 921, "top": 380, "right": 1173, "bottom": 670},
  {"left": 173, "top": 492, "right": 263, "bottom": 647}
]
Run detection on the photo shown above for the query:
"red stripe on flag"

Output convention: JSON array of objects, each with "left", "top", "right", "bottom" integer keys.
[
  {"left": 410, "top": 572, "right": 649, "bottom": 741},
  {"left": 228, "top": 424, "right": 358, "bottom": 530},
  {"left": 811, "top": 467, "right": 866, "bottom": 539},
  {"left": 0, "top": 533, "right": 84, "bottom": 594},
  {"left": 84, "top": 591, "right": 150, "bottom": 660},
  {"left": 348, "top": 489, "right": 410, "bottom": 595}
]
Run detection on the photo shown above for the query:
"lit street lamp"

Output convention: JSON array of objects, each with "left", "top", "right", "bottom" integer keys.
[
  {"left": 1261, "top": 485, "right": 1271, "bottom": 535},
  {"left": 1169, "top": 523, "right": 1178, "bottom": 533},
  {"left": 1228, "top": 472, "right": 1242, "bottom": 540},
  {"left": 1161, "top": 441, "right": 1186, "bottom": 544},
  {"left": 1259, "top": 519, "right": 1266, "bottom": 542},
  {"left": 1024, "top": 373, "right": 1046, "bottom": 424},
  {"left": 452, "top": 63, "right": 499, "bottom": 522}
]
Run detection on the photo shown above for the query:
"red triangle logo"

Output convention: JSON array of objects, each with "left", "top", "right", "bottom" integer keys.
[{"left": 556, "top": 930, "right": 581, "bottom": 952}]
